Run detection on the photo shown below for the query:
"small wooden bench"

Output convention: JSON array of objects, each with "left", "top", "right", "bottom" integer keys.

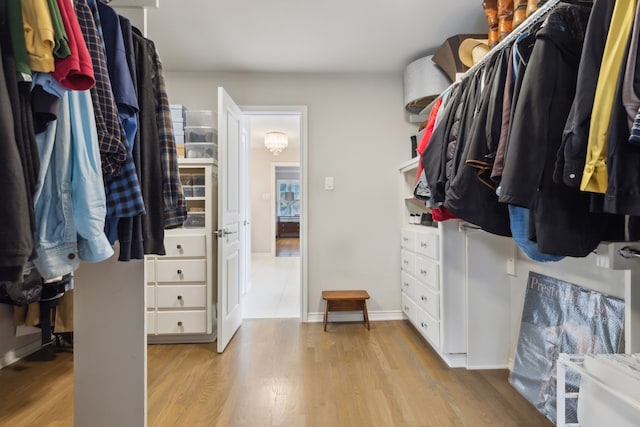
[{"left": 322, "top": 290, "right": 370, "bottom": 331}]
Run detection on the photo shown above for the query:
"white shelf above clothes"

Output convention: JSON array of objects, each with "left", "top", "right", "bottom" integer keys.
[{"left": 418, "top": 0, "right": 564, "bottom": 117}]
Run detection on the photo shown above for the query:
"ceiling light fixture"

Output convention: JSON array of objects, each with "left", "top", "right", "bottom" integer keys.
[{"left": 264, "top": 131, "right": 288, "bottom": 155}]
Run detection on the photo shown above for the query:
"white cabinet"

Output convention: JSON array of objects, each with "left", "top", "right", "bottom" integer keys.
[
  {"left": 400, "top": 225, "right": 446, "bottom": 355},
  {"left": 399, "top": 158, "right": 511, "bottom": 369},
  {"left": 146, "top": 161, "right": 218, "bottom": 343}
]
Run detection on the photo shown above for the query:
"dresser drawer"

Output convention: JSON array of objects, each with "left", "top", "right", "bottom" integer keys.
[
  {"left": 163, "top": 234, "right": 206, "bottom": 257},
  {"left": 402, "top": 293, "right": 418, "bottom": 325},
  {"left": 401, "top": 228, "right": 416, "bottom": 251},
  {"left": 146, "top": 311, "right": 156, "bottom": 335},
  {"left": 417, "top": 310, "right": 440, "bottom": 348},
  {"left": 157, "top": 311, "right": 207, "bottom": 334},
  {"left": 401, "top": 271, "right": 416, "bottom": 301},
  {"left": 415, "top": 283, "right": 439, "bottom": 320},
  {"left": 415, "top": 256, "right": 439, "bottom": 290},
  {"left": 155, "top": 259, "right": 207, "bottom": 283},
  {"left": 146, "top": 285, "right": 155, "bottom": 309},
  {"left": 156, "top": 285, "right": 206, "bottom": 309},
  {"left": 415, "top": 231, "right": 439, "bottom": 260},
  {"left": 400, "top": 249, "right": 416, "bottom": 276}
]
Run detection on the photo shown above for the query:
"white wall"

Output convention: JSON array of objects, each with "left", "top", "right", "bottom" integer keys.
[
  {"left": 250, "top": 148, "right": 299, "bottom": 254},
  {"left": 164, "top": 71, "right": 415, "bottom": 315}
]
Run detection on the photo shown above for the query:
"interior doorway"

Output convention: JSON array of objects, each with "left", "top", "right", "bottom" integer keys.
[
  {"left": 241, "top": 109, "right": 305, "bottom": 320},
  {"left": 273, "top": 164, "right": 300, "bottom": 257}
]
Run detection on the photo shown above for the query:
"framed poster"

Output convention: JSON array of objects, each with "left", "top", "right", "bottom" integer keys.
[{"left": 277, "top": 180, "right": 300, "bottom": 217}]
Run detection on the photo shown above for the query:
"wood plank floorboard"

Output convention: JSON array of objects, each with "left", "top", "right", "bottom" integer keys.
[
  {"left": 275, "top": 237, "right": 300, "bottom": 257},
  {"left": 0, "top": 319, "right": 552, "bottom": 426}
]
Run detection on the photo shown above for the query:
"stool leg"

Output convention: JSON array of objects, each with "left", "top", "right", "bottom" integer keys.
[
  {"left": 363, "top": 301, "right": 370, "bottom": 330},
  {"left": 324, "top": 301, "right": 329, "bottom": 332}
]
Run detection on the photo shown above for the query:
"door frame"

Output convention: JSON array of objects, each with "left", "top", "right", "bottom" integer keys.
[
  {"left": 240, "top": 105, "right": 309, "bottom": 322},
  {"left": 271, "top": 163, "right": 300, "bottom": 256}
]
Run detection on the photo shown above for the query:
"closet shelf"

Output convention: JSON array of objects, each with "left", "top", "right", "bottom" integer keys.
[{"left": 419, "top": 0, "right": 563, "bottom": 117}]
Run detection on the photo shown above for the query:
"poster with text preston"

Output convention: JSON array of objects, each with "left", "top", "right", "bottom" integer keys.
[{"left": 509, "top": 271, "right": 624, "bottom": 424}]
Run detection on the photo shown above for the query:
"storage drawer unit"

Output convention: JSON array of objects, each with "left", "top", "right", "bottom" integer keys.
[
  {"left": 401, "top": 226, "right": 443, "bottom": 354},
  {"left": 157, "top": 311, "right": 208, "bottom": 334},
  {"left": 156, "top": 285, "right": 207, "bottom": 309}
]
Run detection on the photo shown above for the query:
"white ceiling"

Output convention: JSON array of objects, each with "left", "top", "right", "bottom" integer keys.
[
  {"left": 139, "top": 0, "right": 487, "bottom": 152},
  {"left": 144, "top": 0, "right": 487, "bottom": 74},
  {"left": 248, "top": 114, "right": 300, "bottom": 150}
]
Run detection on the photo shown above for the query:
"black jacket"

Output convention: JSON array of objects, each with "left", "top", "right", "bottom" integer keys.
[
  {"left": 554, "top": 0, "right": 616, "bottom": 188},
  {"left": 503, "top": 4, "right": 623, "bottom": 257},
  {"left": 133, "top": 27, "right": 165, "bottom": 255},
  {"left": 446, "top": 50, "right": 512, "bottom": 237}
]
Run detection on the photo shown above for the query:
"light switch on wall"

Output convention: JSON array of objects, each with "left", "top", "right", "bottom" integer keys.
[{"left": 325, "top": 176, "right": 334, "bottom": 190}]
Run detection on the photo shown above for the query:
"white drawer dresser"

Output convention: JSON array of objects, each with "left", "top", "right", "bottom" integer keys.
[{"left": 146, "top": 160, "right": 217, "bottom": 343}]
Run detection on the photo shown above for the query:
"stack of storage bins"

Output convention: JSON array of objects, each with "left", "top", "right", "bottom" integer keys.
[
  {"left": 179, "top": 169, "right": 207, "bottom": 228},
  {"left": 170, "top": 104, "right": 185, "bottom": 157},
  {"left": 184, "top": 110, "right": 218, "bottom": 160}
]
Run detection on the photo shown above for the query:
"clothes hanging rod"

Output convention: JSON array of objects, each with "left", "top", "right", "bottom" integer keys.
[
  {"left": 467, "top": 0, "right": 563, "bottom": 72},
  {"left": 419, "top": 0, "right": 563, "bottom": 116}
]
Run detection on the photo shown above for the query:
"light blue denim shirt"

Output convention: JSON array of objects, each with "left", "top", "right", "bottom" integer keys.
[{"left": 33, "top": 90, "right": 113, "bottom": 280}]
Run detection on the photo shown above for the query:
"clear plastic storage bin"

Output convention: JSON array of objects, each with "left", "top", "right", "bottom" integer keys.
[
  {"left": 185, "top": 126, "right": 217, "bottom": 143},
  {"left": 174, "top": 130, "right": 184, "bottom": 145},
  {"left": 192, "top": 173, "right": 205, "bottom": 185},
  {"left": 184, "top": 212, "right": 205, "bottom": 228},
  {"left": 192, "top": 185, "right": 205, "bottom": 197},
  {"left": 184, "top": 110, "right": 215, "bottom": 127},
  {"left": 182, "top": 185, "right": 194, "bottom": 197},
  {"left": 179, "top": 173, "right": 193, "bottom": 186},
  {"left": 185, "top": 142, "right": 218, "bottom": 159}
]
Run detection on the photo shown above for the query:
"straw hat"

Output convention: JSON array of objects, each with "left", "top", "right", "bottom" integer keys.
[{"left": 458, "top": 38, "right": 490, "bottom": 68}]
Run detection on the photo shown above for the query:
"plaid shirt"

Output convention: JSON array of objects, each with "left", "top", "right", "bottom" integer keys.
[
  {"left": 74, "top": 0, "right": 126, "bottom": 176},
  {"left": 145, "top": 37, "right": 186, "bottom": 227},
  {"left": 75, "top": 0, "right": 144, "bottom": 220}
]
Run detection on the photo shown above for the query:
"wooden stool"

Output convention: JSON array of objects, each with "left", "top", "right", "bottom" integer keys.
[{"left": 322, "top": 290, "right": 370, "bottom": 331}]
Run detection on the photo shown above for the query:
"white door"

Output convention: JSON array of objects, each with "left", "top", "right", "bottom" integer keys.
[
  {"left": 217, "top": 87, "right": 244, "bottom": 353},
  {"left": 240, "top": 121, "right": 251, "bottom": 296}
]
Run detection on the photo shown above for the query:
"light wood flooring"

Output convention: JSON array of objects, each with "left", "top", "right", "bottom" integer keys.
[
  {"left": 275, "top": 237, "right": 300, "bottom": 257},
  {"left": 0, "top": 319, "right": 552, "bottom": 426}
]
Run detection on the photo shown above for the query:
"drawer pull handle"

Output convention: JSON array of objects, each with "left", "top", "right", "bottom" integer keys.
[
  {"left": 177, "top": 295, "right": 182, "bottom": 300},
  {"left": 421, "top": 296, "right": 428, "bottom": 302},
  {"left": 404, "top": 306, "right": 409, "bottom": 311},
  {"left": 177, "top": 269, "right": 183, "bottom": 275},
  {"left": 403, "top": 260, "right": 408, "bottom": 265},
  {"left": 421, "top": 322, "right": 427, "bottom": 329},
  {"left": 403, "top": 282, "right": 409, "bottom": 287},
  {"left": 421, "top": 242, "right": 427, "bottom": 248},
  {"left": 420, "top": 269, "right": 427, "bottom": 275},
  {"left": 177, "top": 244, "right": 183, "bottom": 250},
  {"left": 178, "top": 321, "right": 183, "bottom": 327}
]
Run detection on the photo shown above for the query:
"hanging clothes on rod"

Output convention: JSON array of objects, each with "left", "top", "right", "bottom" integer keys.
[
  {"left": 0, "top": 0, "right": 186, "bottom": 308},
  {"left": 417, "top": 0, "right": 640, "bottom": 260}
]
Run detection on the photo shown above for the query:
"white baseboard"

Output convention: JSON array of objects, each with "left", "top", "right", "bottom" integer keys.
[
  {"left": 306, "top": 310, "right": 404, "bottom": 323},
  {"left": 466, "top": 363, "right": 510, "bottom": 370},
  {"left": 1, "top": 339, "right": 43, "bottom": 369},
  {"left": 442, "top": 353, "right": 467, "bottom": 368},
  {"left": 148, "top": 332, "right": 217, "bottom": 344}
]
